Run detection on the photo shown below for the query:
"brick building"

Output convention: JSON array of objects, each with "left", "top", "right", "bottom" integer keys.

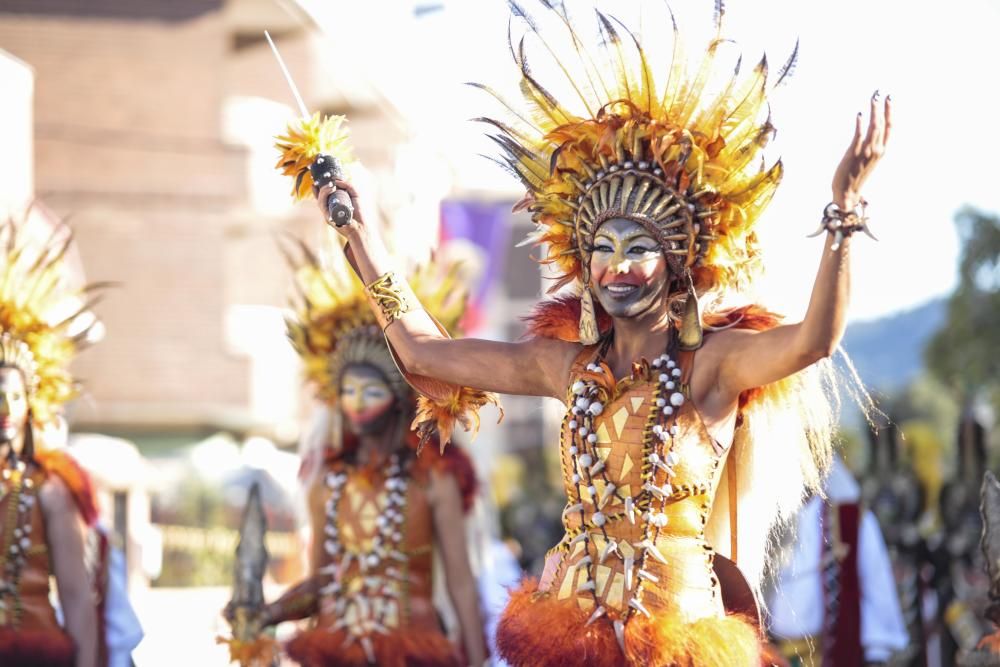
[
  {"left": 0, "top": 2, "right": 557, "bottom": 548},
  {"left": 0, "top": 0, "right": 436, "bottom": 447}
]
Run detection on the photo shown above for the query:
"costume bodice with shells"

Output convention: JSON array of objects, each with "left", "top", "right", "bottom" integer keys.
[
  {"left": 0, "top": 462, "right": 76, "bottom": 666},
  {"left": 309, "top": 457, "right": 438, "bottom": 634},
  {"left": 539, "top": 347, "right": 727, "bottom": 623},
  {"left": 497, "top": 344, "right": 761, "bottom": 667},
  {"left": 288, "top": 455, "right": 462, "bottom": 667}
]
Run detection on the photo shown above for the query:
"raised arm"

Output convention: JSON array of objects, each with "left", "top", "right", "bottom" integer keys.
[
  {"left": 40, "top": 477, "right": 99, "bottom": 667},
  {"left": 712, "top": 93, "right": 892, "bottom": 398},
  {"left": 428, "top": 470, "right": 488, "bottom": 666},
  {"left": 317, "top": 182, "right": 578, "bottom": 400}
]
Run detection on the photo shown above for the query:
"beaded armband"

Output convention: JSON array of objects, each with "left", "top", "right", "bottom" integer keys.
[{"left": 365, "top": 271, "right": 420, "bottom": 330}]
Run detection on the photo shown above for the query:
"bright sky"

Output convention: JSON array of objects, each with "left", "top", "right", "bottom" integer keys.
[{"left": 304, "top": 0, "right": 1000, "bottom": 322}]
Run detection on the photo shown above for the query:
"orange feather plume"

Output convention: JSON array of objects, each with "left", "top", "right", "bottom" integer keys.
[{"left": 274, "top": 113, "right": 353, "bottom": 201}]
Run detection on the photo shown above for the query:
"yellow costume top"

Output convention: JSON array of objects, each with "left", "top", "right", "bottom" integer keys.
[
  {"left": 498, "top": 343, "right": 759, "bottom": 667},
  {"left": 287, "top": 443, "right": 473, "bottom": 667}
]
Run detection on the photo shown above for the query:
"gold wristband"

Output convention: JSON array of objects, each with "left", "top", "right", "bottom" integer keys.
[{"left": 365, "top": 271, "right": 419, "bottom": 330}]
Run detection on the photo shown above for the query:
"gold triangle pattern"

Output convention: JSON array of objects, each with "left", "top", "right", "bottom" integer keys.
[{"left": 612, "top": 407, "right": 629, "bottom": 440}]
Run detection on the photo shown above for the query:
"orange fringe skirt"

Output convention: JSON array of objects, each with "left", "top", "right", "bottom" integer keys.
[
  {"left": 0, "top": 628, "right": 75, "bottom": 667},
  {"left": 496, "top": 579, "right": 762, "bottom": 667},
  {"left": 285, "top": 626, "right": 461, "bottom": 667}
]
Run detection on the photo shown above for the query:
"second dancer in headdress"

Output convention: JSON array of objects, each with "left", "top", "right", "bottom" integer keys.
[{"left": 240, "top": 243, "right": 488, "bottom": 667}]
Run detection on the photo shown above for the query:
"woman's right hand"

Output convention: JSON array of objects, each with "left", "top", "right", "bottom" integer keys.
[{"left": 316, "top": 179, "right": 368, "bottom": 241}]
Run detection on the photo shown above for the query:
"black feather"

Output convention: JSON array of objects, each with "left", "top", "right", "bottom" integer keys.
[
  {"left": 595, "top": 10, "right": 631, "bottom": 101},
  {"left": 465, "top": 82, "right": 544, "bottom": 134},
  {"left": 610, "top": 14, "right": 653, "bottom": 111},
  {"left": 549, "top": 144, "right": 564, "bottom": 176},
  {"left": 471, "top": 116, "right": 536, "bottom": 145},
  {"left": 774, "top": 39, "right": 799, "bottom": 88},
  {"left": 714, "top": 0, "right": 726, "bottom": 35},
  {"left": 479, "top": 154, "right": 538, "bottom": 192}
]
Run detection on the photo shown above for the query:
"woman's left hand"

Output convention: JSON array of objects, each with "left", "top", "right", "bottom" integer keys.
[{"left": 831, "top": 92, "right": 892, "bottom": 210}]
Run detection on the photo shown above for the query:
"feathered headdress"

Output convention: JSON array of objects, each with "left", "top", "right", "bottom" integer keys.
[
  {"left": 480, "top": 0, "right": 794, "bottom": 299},
  {"left": 0, "top": 213, "right": 106, "bottom": 426},
  {"left": 283, "top": 238, "right": 499, "bottom": 447},
  {"left": 275, "top": 113, "right": 353, "bottom": 201}
]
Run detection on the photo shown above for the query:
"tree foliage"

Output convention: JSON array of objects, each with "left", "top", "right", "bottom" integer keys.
[{"left": 925, "top": 207, "right": 1000, "bottom": 403}]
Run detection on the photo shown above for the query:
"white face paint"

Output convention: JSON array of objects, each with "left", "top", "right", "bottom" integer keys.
[
  {"left": 339, "top": 364, "right": 397, "bottom": 437},
  {"left": 590, "top": 218, "right": 669, "bottom": 319},
  {"left": 0, "top": 366, "right": 28, "bottom": 446}
]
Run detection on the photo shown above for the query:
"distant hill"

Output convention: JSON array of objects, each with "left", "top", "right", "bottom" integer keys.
[{"left": 841, "top": 298, "right": 947, "bottom": 392}]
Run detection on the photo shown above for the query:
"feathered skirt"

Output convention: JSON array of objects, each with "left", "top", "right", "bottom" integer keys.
[
  {"left": 496, "top": 579, "right": 762, "bottom": 667},
  {"left": 0, "top": 628, "right": 76, "bottom": 667},
  {"left": 285, "top": 626, "right": 461, "bottom": 667}
]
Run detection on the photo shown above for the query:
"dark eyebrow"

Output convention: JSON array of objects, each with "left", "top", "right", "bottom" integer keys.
[
  {"left": 595, "top": 229, "right": 654, "bottom": 241},
  {"left": 626, "top": 233, "right": 657, "bottom": 245}
]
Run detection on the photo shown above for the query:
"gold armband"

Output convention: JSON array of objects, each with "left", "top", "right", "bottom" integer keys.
[{"left": 365, "top": 271, "right": 420, "bottom": 330}]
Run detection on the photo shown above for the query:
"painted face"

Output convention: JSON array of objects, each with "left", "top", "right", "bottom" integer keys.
[
  {"left": 339, "top": 364, "right": 397, "bottom": 437},
  {"left": 0, "top": 366, "right": 28, "bottom": 445},
  {"left": 589, "top": 218, "right": 669, "bottom": 319}
]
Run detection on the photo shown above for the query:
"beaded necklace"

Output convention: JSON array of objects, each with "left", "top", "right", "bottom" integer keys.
[
  {"left": 0, "top": 459, "right": 37, "bottom": 627},
  {"left": 562, "top": 336, "right": 688, "bottom": 652},
  {"left": 317, "top": 453, "right": 409, "bottom": 664}
]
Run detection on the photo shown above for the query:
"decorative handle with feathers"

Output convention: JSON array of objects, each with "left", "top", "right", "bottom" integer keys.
[
  {"left": 310, "top": 154, "right": 354, "bottom": 227},
  {"left": 274, "top": 112, "right": 354, "bottom": 216}
]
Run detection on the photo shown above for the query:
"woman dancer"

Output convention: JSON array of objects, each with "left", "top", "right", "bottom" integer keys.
[
  {"left": 307, "top": 4, "right": 888, "bottom": 663},
  {"left": 248, "top": 246, "right": 487, "bottom": 667}
]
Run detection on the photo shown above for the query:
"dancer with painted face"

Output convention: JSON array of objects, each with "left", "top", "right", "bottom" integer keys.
[
  {"left": 295, "top": 5, "right": 889, "bottom": 664},
  {"left": 238, "top": 243, "right": 487, "bottom": 667},
  {"left": 0, "top": 218, "right": 104, "bottom": 667}
]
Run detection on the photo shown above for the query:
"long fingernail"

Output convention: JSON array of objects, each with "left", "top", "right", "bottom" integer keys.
[
  {"left": 886, "top": 94, "right": 892, "bottom": 102},
  {"left": 872, "top": 89, "right": 880, "bottom": 99}
]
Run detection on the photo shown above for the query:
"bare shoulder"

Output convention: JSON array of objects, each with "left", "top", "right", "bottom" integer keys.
[
  {"left": 522, "top": 335, "right": 580, "bottom": 364},
  {"left": 426, "top": 467, "right": 461, "bottom": 507},
  {"left": 38, "top": 473, "right": 74, "bottom": 515},
  {"left": 520, "top": 335, "right": 584, "bottom": 398},
  {"left": 688, "top": 329, "right": 757, "bottom": 400},
  {"left": 697, "top": 328, "right": 753, "bottom": 363}
]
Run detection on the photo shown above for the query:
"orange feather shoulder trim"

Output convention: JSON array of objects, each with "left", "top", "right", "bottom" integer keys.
[
  {"left": 410, "top": 433, "right": 479, "bottom": 514},
  {"left": 33, "top": 449, "right": 99, "bottom": 526}
]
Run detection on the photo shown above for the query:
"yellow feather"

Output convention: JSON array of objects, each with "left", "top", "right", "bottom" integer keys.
[
  {"left": 474, "top": 2, "right": 785, "bottom": 295},
  {"left": 0, "top": 214, "right": 105, "bottom": 426},
  {"left": 274, "top": 113, "right": 353, "bottom": 201}
]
